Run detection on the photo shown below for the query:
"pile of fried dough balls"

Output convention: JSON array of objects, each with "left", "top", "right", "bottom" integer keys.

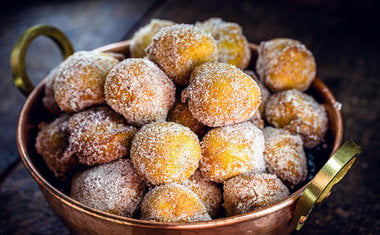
[{"left": 36, "top": 18, "right": 328, "bottom": 222}]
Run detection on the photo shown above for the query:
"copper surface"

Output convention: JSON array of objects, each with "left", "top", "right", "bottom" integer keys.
[{"left": 16, "top": 41, "right": 344, "bottom": 234}]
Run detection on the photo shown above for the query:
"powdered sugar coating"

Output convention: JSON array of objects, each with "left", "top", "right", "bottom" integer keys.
[
  {"left": 200, "top": 122, "right": 265, "bottom": 183},
  {"left": 140, "top": 183, "right": 211, "bottom": 222},
  {"left": 265, "top": 89, "right": 328, "bottom": 148},
  {"left": 70, "top": 159, "right": 147, "bottom": 217},
  {"left": 43, "top": 66, "right": 61, "bottom": 114},
  {"left": 54, "top": 51, "right": 119, "bottom": 112},
  {"left": 168, "top": 102, "right": 206, "bottom": 136},
  {"left": 67, "top": 106, "right": 137, "bottom": 166},
  {"left": 196, "top": 18, "right": 251, "bottom": 69},
  {"left": 130, "top": 122, "right": 201, "bottom": 185},
  {"left": 182, "top": 62, "right": 262, "bottom": 127},
  {"left": 263, "top": 127, "right": 307, "bottom": 187},
  {"left": 182, "top": 169, "right": 222, "bottom": 217},
  {"left": 130, "top": 19, "right": 175, "bottom": 58},
  {"left": 223, "top": 172, "right": 289, "bottom": 216},
  {"left": 256, "top": 38, "right": 316, "bottom": 92},
  {"left": 146, "top": 24, "right": 218, "bottom": 85},
  {"left": 35, "top": 115, "right": 78, "bottom": 181},
  {"left": 105, "top": 58, "right": 175, "bottom": 126}
]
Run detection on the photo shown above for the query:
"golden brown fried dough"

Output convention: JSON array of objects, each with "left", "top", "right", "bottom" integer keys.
[
  {"left": 147, "top": 24, "right": 218, "bottom": 85},
  {"left": 35, "top": 115, "right": 78, "bottom": 181},
  {"left": 131, "top": 122, "right": 201, "bottom": 185},
  {"left": 265, "top": 89, "right": 328, "bottom": 148},
  {"left": 200, "top": 122, "right": 265, "bottom": 183},
  {"left": 130, "top": 19, "right": 175, "bottom": 58},
  {"left": 196, "top": 17, "right": 251, "bottom": 69},
  {"left": 140, "top": 183, "right": 211, "bottom": 222},
  {"left": 182, "top": 62, "right": 262, "bottom": 127},
  {"left": 67, "top": 107, "right": 137, "bottom": 165},
  {"left": 256, "top": 38, "right": 316, "bottom": 92},
  {"left": 263, "top": 127, "right": 307, "bottom": 187},
  {"left": 105, "top": 58, "right": 175, "bottom": 126},
  {"left": 223, "top": 172, "right": 289, "bottom": 216},
  {"left": 71, "top": 159, "right": 146, "bottom": 217},
  {"left": 54, "top": 51, "right": 119, "bottom": 112}
]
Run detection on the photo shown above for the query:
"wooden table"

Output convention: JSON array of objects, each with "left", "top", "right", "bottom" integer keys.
[{"left": 0, "top": 0, "right": 379, "bottom": 234}]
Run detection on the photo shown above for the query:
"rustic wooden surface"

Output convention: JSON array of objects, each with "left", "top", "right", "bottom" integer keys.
[{"left": 0, "top": 0, "right": 379, "bottom": 234}]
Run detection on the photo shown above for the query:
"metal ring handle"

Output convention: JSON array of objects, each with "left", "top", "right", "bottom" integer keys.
[
  {"left": 11, "top": 25, "right": 74, "bottom": 96},
  {"left": 290, "top": 141, "right": 362, "bottom": 230}
]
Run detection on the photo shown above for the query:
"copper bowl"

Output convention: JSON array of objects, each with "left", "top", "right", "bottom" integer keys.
[{"left": 12, "top": 25, "right": 361, "bottom": 234}]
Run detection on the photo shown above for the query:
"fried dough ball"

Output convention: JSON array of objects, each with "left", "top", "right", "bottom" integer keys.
[
  {"left": 140, "top": 183, "right": 211, "bottom": 222},
  {"left": 130, "top": 122, "right": 201, "bottom": 185},
  {"left": 223, "top": 172, "right": 289, "bottom": 216},
  {"left": 256, "top": 38, "right": 316, "bottom": 92},
  {"left": 43, "top": 66, "right": 61, "bottom": 114},
  {"left": 245, "top": 70, "right": 271, "bottom": 116},
  {"left": 54, "top": 51, "right": 119, "bottom": 112},
  {"left": 168, "top": 102, "right": 206, "bottom": 136},
  {"left": 105, "top": 58, "right": 175, "bottom": 126},
  {"left": 263, "top": 127, "right": 307, "bottom": 187},
  {"left": 265, "top": 89, "right": 328, "bottom": 148},
  {"left": 67, "top": 107, "right": 137, "bottom": 166},
  {"left": 71, "top": 159, "right": 147, "bottom": 217},
  {"left": 200, "top": 122, "right": 265, "bottom": 183},
  {"left": 196, "top": 18, "right": 251, "bottom": 69},
  {"left": 130, "top": 19, "right": 175, "bottom": 58},
  {"left": 182, "top": 62, "right": 262, "bottom": 127},
  {"left": 182, "top": 170, "right": 222, "bottom": 218},
  {"left": 146, "top": 24, "right": 218, "bottom": 85},
  {"left": 35, "top": 115, "right": 78, "bottom": 181}
]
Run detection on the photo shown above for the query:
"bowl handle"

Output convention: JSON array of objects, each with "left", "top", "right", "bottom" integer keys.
[
  {"left": 10, "top": 25, "right": 74, "bottom": 97},
  {"left": 290, "top": 141, "right": 361, "bottom": 230}
]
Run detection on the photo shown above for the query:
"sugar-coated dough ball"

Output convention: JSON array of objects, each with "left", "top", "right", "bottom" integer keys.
[
  {"left": 265, "top": 89, "right": 328, "bottom": 148},
  {"left": 54, "top": 51, "right": 119, "bottom": 112},
  {"left": 200, "top": 122, "right": 265, "bottom": 183},
  {"left": 130, "top": 122, "right": 201, "bottom": 185},
  {"left": 105, "top": 58, "right": 175, "bottom": 126},
  {"left": 223, "top": 172, "right": 289, "bottom": 216},
  {"left": 130, "top": 19, "right": 175, "bottom": 58},
  {"left": 67, "top": 107, "right": 137, "bottom": 166},
  {"left": 168, "top": 102, "right": 206, "bottom": 136},
  {"left": 182, "top": 62, "right": 262, "bottom": 127},
  {"left": 256, "top": 38, "right": 316, "bottom": 92},
  {"left": 70, "top": 159, "right": 147, "bottom": 217},
  {"left": 140, "top": 183, "right": 211, "bottom": 222},
  {"left": 182, "top": 170, "right": 222, "bottom": 218},
  {"left": 35, "top": 115, "right": 78, "bottom": 181},
  {"left": 196, "top": 17, "right": 251, "bottom": 69},
  {"left": 263, "top": 127, "right": 307, "bottom": 187},
  {"left": 43, "top": 66, "right": 61, "bottom": 114},
  {"left": 147, "top": 24, "right": 218, "bottom": 85}
]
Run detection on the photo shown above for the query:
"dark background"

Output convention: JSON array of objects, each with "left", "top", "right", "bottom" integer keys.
[{"left": 0, "top": 0, "right": 379, "bottom": 234}]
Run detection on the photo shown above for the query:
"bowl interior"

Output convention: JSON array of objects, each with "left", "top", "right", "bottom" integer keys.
[{"left": 16, "top": 41, "right": 343, "bottom": 228}]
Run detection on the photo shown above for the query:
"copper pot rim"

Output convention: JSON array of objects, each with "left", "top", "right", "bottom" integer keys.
[{"left": 16, "top": 41, "right": 344, "bottom": 230}]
